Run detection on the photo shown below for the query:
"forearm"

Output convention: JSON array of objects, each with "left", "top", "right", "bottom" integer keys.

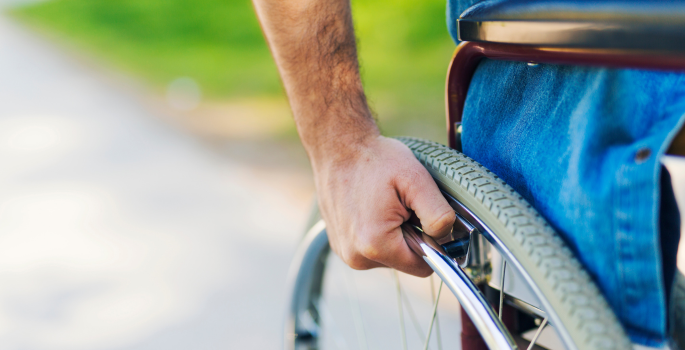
[
  {"left": 252, "top": 0, "right": 378, "bottom": 165},
  {"left": 253, "top": 0, "right": 455, "bottom": 275}
]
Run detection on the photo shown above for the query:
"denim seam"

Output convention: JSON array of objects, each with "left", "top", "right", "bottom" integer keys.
[
  {"left": 647, "top": 149, "right": 666, "bottom": 343},
  {"left": 659, "top": 110, "right": 685, "bottom": 342},
  {"left": 614, "top": 162, "right": 626, "bottom": 320},
  {"left": 655, "top": 73, "right": 685, "bottom": 309},
  {"left": 631, "top": 74, "right": 685, "bottom": 346}
]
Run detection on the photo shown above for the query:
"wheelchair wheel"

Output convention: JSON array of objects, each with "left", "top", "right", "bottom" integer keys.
[{"left": 285, "top": 137, "right": 632, "bottom": 350}]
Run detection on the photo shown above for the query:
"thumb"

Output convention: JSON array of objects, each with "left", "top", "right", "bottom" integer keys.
[{"left": 399, "top": 167, "right": 455, "bottom": 240}]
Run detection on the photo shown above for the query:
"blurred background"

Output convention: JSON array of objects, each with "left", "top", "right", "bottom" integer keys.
[
  {"left": 0, "top": 0, "right": 456, "bottom": 349},
  {"left": 10, "top": 0, "right": 456, "bottom": 140}
]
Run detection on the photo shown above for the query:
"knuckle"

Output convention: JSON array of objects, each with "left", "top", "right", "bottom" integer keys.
[
  {"left": 355, "top": 230, "right": 381, "bottom": 261},
  {"left": 359, "top": 242, "right": 381, "bottom": 261},
  {"left": 398, "top": 167, "right": 423, "bottom": 185},
  {"left": 343, "top": 252, "right": 370, "bottom": 270},
  {"left": 347, "top": 259, "right": 370, "bottom": 271}
]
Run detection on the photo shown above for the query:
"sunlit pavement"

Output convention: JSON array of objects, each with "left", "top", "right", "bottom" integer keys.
[{"left": 0, "top": 11, "right": 313, "bottom": 350}]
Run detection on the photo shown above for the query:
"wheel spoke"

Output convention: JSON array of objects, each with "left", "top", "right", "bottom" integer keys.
[
  {"left": 499, "top": 259, "right": 507, "bottom": 320},
  {"left": 343, "top": 268, "right": 369, "bottom": 350},
  {"left": 396, "top": 272, "right": 432, "bottom": 346},
  {"left": 430, "top": 276, "right": 443, "bottom": 350},
  {"left": 423, "top": 280, "right": 443, "bottom": 350},
  {"left": 526, "top": 317, "right": 549, "bottom": 350},
  {"left": 401, "top": 286, "right": 427, "bottom": 340},
  {"left": 313, "top": 299, "right": 349, "bottom": 350},
  {"left": 393, "top": 270, "right": 408, "bottom": 350}
]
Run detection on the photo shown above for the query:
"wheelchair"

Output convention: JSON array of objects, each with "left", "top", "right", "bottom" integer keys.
[{"left": 284, "top": 1, "right": 685, "bottom": 349}]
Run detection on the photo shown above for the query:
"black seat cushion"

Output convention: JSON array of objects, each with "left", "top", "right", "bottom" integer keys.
[
  {"left": 461, "top": 0, "right": 685, "bottom": 23},
  {"left": 458, "top": 0, "right": 685, "bottom": 51}
]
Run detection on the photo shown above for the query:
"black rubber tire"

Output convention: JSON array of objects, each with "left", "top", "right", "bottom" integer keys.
[{"left": 396, "top": 137, "right": 632, "bottom": 350}]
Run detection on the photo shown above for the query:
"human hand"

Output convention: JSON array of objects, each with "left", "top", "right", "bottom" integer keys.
[
  {"left": 251, "top": 0, "right": 452, "bottom": 275},
  {"left": 312, "top": 135, "right": 456, "bottom": 277}
]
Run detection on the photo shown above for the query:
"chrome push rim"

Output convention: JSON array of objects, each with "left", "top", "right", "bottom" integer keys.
[
  {"left": 443, "top": 190, "right": 573, "bottom": 350},
  {"left": 285, "top": 222, "right": 466, "bottom": 350},
  {"left": 402, "top": 224, "right": 517, "bottom": 349},
  {"left": 284, "top": 203, "right": 566, "bottom": 350}
]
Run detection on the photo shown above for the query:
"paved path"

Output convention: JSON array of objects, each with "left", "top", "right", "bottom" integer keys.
[{"left": 0, "top": 13, "right": 312, "bottom": 350}]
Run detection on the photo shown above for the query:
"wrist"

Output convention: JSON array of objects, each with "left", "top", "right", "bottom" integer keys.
[{"left": 305, "top": 127, "right": 381, "bottom": 172}]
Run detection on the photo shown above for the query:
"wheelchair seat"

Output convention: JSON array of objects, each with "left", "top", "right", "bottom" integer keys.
[{"left": 457, "top": 0, "right": 685, "bottom": 51}]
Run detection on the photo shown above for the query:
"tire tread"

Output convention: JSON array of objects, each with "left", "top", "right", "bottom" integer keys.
[{"left": 396, "top": 137, "right": 632, "bottom": 350}]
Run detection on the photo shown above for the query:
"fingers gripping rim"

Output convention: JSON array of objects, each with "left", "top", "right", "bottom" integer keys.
[{"left": 395, "top": 137, "right": 632, "bottom": 350}]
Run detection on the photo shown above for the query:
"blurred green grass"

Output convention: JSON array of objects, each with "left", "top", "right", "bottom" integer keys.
[{"left": 10, "top": 0, "right": 455, "bottom": 141}]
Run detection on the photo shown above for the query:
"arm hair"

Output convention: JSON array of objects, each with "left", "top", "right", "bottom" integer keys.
[{"left": 252, "top": 0, "right": 378, "bottom": 165}]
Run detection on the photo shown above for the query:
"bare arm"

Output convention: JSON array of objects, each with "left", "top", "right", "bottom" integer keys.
[
  {"left": 252, "top": 0, "right": 455, "bottom": 276},
  {"left": 252, "top": 0, "right": 375, "bottom": 162}
]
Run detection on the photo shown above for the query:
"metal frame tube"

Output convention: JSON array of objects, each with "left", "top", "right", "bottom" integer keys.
[{"left": 446, "top": 41, "right": 685, "bottom": 149}]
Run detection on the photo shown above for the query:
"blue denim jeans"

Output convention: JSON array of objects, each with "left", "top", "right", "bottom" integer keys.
[{"left": 447, "top": 0, "right": 685, "bottom": 346}]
